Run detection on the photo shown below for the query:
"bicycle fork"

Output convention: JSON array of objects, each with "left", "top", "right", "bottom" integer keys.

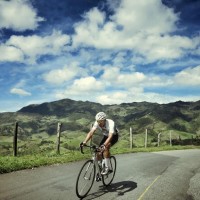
[
  {"left": 93, "top": 156, "right": 102, "bottom": 182},
  {"left": 83, "top": 162, "right": 94, "bottom": 180}
]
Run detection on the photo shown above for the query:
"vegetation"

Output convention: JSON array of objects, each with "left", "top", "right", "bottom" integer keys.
[
  {"left": 0, "top": 99, "right": 200, "bottom": 138},
  {"left": 1, "top": 145, "right": 200, "bottom": 174},
  {"left": 0, "top": 98, "right": 200, "bottom": 173},
  {"left": 0, "top": 151, "right": 89, "bottom": 174}
]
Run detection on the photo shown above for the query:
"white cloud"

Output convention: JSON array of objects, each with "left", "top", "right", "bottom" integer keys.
[
  {"left": 140, "top": 35, "right": 195, "bottom": 62},
  {"left": 97, "top": 92, "right": 129, "bottom": 105},
  {"left": 15, "top": 79, "right": 27, "bottom": 88},
  {"left": 174, "top": 65, "right": 200, "bottom": 86},
  {"left": 117, "top": 72, "right": 146, "bottom": 86},
  {"left": 43, "top": 63, "right": 82, "bottom": 85},
  {"left": 55, "top": 76, "right": 105, "bottom": 100},
  {"left": 73, "top": 7, "right": 106, "bottom": 48},
  {"left": 0, "top": 0, "right": 44, "bottom": 31},
  {"left": 72, "top": 0, "right": 198, "bottom": 62},
  {"left": 10, "top": 88, "right": 31, "bottom": 96},
  {"left": 6, "top": 30, "right": 70, "bottom": 64},
  {"left": 70, "top": 76, "right": 104, "bottom": 92},
  {"left": 43, "top": 68, "right": 74, "bottom": 85},
  {"left": 0, "top": 45, "right": 24, "bottom": 62},
  {"left": 37, "top": 62, "right": 200, "bottom": 107},
  {"left": 101, "top": 67, "right": 146, "bottom": 88},
  {"left": 1, "top": 0, "right": 199, "bottom": 112},
  {"left": 96, "top": 90, "right": 200, "bottom": 105},
  {"left": 111, "top": 0, "right": 178, "bottom": 35},
  {"left": 190, "top": 36, "right": 200, "bottom": 56},
  {"left": 101, "top": 67, "right": 120, "bottom": 81},
  {"left": 112, "top": 51, "right": 128, "bottom": 66}
]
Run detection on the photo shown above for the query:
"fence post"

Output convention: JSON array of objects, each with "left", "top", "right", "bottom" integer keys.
[
  {"left": 130, "top": 127, "right": 133, "bottom": 149},
  {"left": 191, "top": 135, "right": 193, "bottom": 145},
  {"left": 13, "top": 122, "right": 18, "bottom": 156},
  {"left": 157, "top": 133, "right": 161, "bottom": 147},
  {"left": 169, "top": 130, "right": 172, "bottom": 146},
  {"left": 56, "top": 123, "right": 62, "bottom": 154},
  {"left": 90, "top": 123, "right": 93, "bottom": 146},
  {"left": 145, "top": 129, "right": 148, "bottom": 148}
]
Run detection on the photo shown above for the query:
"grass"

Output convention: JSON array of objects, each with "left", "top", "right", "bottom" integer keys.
[
  {"left": 1, "top": 145, "right": 200, "bottom": 174},
  {"left": 1, "top": 129, "right": 199, "bottom": 174},
  {"left": 0, "top": 150, "right": 89, "bottom": 174}
]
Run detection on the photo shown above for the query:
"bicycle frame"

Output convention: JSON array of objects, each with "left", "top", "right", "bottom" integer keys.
[
  {"left": 81, "top": 144, "right": 103, "bottom": 175},
  {"left": 76, "top": 144, "right": 117, "bottom": 198}
]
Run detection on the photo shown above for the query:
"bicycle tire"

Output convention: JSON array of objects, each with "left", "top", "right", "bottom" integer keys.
[
  {"left": 75, "top": 160, "right": 96, "bottom": 198},
  {"left": 102, "top": 156, "right": 116, "bottom": 186}
]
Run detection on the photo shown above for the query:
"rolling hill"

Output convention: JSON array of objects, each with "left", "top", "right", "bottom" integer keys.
[
  {"left": 0, "top": 99, "right": 200, "bottom": 135},
  {"left": 0, "top": 99, "right": 200, "bottom": 154}
]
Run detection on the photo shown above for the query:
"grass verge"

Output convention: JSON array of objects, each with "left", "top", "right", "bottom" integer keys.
[{"left": 1, "top": 145, "right": 200, "bottom": 174}]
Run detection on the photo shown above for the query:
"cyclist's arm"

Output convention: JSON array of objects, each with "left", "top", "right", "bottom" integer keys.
[
  {"left": 104, "top": 120, "right": 115, "bottom": 147},
  {"left": 83, "top": 128, "right": 96, "bottom": 144}
]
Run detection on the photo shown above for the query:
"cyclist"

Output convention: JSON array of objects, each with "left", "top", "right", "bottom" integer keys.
[{"left": 81, "top": 112, "right": 119, "bottom": 175}]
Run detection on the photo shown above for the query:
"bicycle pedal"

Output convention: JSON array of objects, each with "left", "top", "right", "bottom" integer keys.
[
  {"left": 96, "top": 173, "right": 102, "bottom": 182},
  {"left": 96, "top": 177, "right": 101, "bottom": 182},
  {"left": 95, "top": 176, "right": 101, "bottom": 182}
]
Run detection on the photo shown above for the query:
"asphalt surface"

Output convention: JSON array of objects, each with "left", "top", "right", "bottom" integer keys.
[{"left": 0, "top": 149, "right": 200, "bottom": 200}]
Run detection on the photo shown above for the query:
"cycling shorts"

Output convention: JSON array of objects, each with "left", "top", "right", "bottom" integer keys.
[{"left": 99, "top": 134, "right": 118, "bottom": 147}]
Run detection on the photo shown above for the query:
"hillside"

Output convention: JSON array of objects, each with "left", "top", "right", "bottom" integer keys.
[
  {"left": 0, "top": 99, "right": 200, "bottom": 154},
  {"left": 0, "top": 99, "right": 200, "bottom": 135}
]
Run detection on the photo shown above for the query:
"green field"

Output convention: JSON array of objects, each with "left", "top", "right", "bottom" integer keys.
[
  {"left": 1, "top": 144, "right": 200, "bottom": 174},
  {"left": 0, "top": 129, "right": 198, "bottom": 155},
  {"left": 0, "top": 129, "right": 200, "bottom": 174}
]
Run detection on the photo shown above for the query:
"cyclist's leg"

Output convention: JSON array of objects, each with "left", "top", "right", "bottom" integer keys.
[
  {"left": 104, "top": 134, "right": 118, "bottom": 170},
  {"left": 103, "top": 143, "right": 111, "bottom": 158},
  {"left": 101, "top": 144, "right": 111, "bottom": 174},
  {"left": 97, "top": 136, "right": 107, "bottom": 161},
  {"left": 102, "top": 134, "right": 118, "bottom": 174},
  {"left": 103, "top": 134, "right": 118, "bottom": 159}
]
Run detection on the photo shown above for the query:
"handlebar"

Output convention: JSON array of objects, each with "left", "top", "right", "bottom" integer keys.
[{"left": 80, "top": 144, "right": 100, "bottom": 154}]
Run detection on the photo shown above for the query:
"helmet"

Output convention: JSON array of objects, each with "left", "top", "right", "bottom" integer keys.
[{"left": 95, "top": 112, "right": 107, "bottom": 121}]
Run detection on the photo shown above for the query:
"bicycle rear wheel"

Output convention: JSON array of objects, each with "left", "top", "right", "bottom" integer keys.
[
  {"left": 76, "top": 160, "right": 96, "bottom": 198},
  {"left": 102, "top": 156, "right": 116, "bottom": 186}
]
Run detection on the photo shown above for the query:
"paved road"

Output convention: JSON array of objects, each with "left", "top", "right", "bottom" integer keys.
[{"left": 0, "top": 149, "right": 200, "bottom": 200}]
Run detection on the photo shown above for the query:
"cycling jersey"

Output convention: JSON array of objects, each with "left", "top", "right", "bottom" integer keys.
[{"left": 92, "top": 119, "right": 118, "bottom": 136}]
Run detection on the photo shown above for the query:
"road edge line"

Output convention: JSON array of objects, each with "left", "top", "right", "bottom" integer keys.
[{"left": 137, "top": 175, "right": 161, "bottom": 200}]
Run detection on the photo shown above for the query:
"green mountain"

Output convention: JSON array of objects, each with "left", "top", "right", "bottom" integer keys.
[
  {"left": 0, "top": 98, "right": 200, "bottom": 137},
  {"left": 0, "top": 98, "right": 200, "bottom": 155}
]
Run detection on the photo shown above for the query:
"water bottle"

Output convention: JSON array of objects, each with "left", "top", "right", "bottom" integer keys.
[
  {"left": 102, "top": 159, "right": 105, "bottom": 169},
  {"left": 98, "top": 160, "right": 102, "bottom": 169}
]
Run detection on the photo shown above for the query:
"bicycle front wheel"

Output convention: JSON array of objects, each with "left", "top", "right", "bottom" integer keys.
[
  {"left": 102, "top": 156, "right": 116, "bottom": 186},
  {"left": 76, "top": 160, "right": 96, "bottom": 198}
]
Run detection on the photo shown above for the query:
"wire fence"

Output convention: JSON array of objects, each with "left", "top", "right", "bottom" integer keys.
[{"left": 0, "top": 122, "right": 200, "bottom": 156}]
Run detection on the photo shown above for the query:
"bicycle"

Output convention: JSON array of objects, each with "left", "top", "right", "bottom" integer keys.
[{"left": 75, "top": 144, "right": 117, "bottom": 199}]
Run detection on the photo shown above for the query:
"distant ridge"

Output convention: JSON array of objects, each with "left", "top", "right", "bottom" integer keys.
[{"left": 0, "top": 98, "right": 199, "bottom": 136}]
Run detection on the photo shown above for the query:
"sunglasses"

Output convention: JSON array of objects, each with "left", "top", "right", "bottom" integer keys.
[{"left": 97, "top": 120, "right": 104, "bottom": 124}]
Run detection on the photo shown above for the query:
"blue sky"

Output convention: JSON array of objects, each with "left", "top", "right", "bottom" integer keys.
[{"left": 0, "top": 0, "right": 200, "bottom": 112}]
